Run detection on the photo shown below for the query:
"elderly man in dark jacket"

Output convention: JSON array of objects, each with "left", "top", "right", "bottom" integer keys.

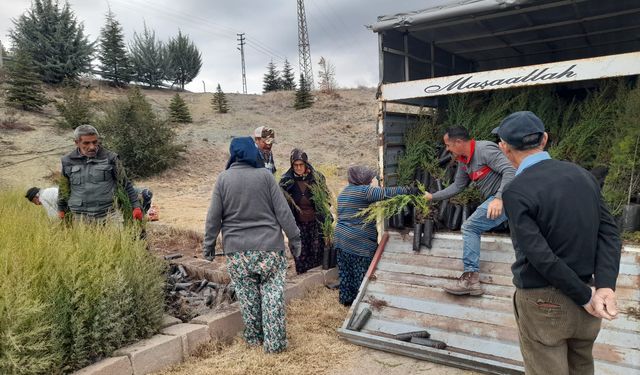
[
  {"left": 497, "top": 111, "right": 621, "bottom": 375},
  {"left": 203, "top": 136, "right": 301, "bottom": 353},
  {"left": 57, "top": 124, "right": 141, "bottom": 223}
]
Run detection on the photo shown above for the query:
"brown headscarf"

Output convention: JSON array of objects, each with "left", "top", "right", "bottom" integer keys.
[{"left": 347, "top": 165, "right": 376, "bottom": 185}]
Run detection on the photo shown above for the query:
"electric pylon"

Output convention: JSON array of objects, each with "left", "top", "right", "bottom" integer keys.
[{"left": 297, "top": 0, "right": 314, "bottom": 90}]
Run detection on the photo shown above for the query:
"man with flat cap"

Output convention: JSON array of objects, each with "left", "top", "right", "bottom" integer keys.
[
  {"left": 254, "top": 126, "right": 277, "bottom": 174},
  {"left": 496, "top": 111, "right": 621, "bottom": 375}
]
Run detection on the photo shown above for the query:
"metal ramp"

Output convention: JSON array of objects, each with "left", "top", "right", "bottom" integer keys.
[{"left": 338, "top": 231, "right": 640, "bottom": 374}]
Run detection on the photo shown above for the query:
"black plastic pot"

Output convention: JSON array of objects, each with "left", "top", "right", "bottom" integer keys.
[
  {"left": 413, "top": 222, "right": 423, "bottom": 252},
  {"left": 421, "top": 219, "right": 434, "bottom": 249},
  {"left": 348, "top": 307, "right": 372, "bottom": 331},
  {"left": 322, "top": 246, "right": 331, "bottom": 270},
  {"left": 329, "top": 246, "right": 337, "bottom": 268},
  {"left": 621, "top": 204, "right": 640, "bottom": 232},
  {"left": 447, "top": 204, "right": 463, "bottom": 230}
]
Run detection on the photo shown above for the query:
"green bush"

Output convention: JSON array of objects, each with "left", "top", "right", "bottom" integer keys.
[
  {"left": 54, "top": 83, "right": 93, "bottom": 129},
  {"left": 98, "top": 87, "right": 185, "bottom": 178},
  {"left": 0, "top": 191, "right": 166, "bottom": 373}
]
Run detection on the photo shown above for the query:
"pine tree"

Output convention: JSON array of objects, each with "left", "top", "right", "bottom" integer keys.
[
  {"left": 129, "top": 25, "right": 169, "bottom": 88},
  {"left": 167, "top": 30, "right": 202, "bottom": 90},
  {"left": 168, "top": 93, "right": 192, "bottom": 123},
  {"left": 9, "top": 0, "right": 94, "bottom": 84},
  {"left": 5, "top": 48, "right": 48, "bottom": 111},
  {"left": 54, "top": 82, "right": 93, "bottom": 129},
  {"left": 99, "top": 87, "right": 185, "bottom": 178},
  {"left": 281, "top": 59, "right": 296, "bottom": 91},
  {"left": 211, "top": 84, "right": 229, "bottom": 114},
  {"left": 98, "top": 9, "right": 131, "bottom": 87},
  {"left": 294, "top": 74, "right": 313, "bottom": 110},
  {"left": 262, "top": 61, "right": 282, "bottom": 93}
]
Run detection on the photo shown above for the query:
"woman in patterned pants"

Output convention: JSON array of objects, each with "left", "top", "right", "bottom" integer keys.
[{"left": 203, "top": 137, "right": 301, "bottom": 353}]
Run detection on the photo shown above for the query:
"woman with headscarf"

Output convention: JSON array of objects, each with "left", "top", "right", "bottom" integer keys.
[
  {"left": 279, "top": 148, "right": 332, "bottom": 274},
  {"left": 335, "top": 165, "right": 417, "bottom": 306},
  {"left": 203, "top": 136, "right": 301, "bottom": 353}
]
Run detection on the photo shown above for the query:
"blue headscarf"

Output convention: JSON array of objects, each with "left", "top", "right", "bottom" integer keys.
[{"left": 225, "top": 136, "right": 265, "bottom": 169}]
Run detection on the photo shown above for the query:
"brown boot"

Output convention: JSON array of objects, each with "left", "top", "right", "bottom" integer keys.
[{"left": 443, "top": 272, "right": 483, "bottom": 296}]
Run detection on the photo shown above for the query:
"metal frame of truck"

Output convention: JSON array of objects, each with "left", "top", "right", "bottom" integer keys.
[{"left": 338, "top": 1, "right": 640, "bottom": 374}]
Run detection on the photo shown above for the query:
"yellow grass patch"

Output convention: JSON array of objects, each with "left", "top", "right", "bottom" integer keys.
[{"left": 157, "top": 286, "right": 359, "bottom": 375}]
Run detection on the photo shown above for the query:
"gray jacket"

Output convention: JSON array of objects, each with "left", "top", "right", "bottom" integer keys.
[
  {"left": 58, "top": 147, "right": 139, "bottom": 217},
  {"left": 432, "top": 140, "right": 515, "bottom": 201},
  {"left": 203, "top": 162, "right": 301, "bottom": 256}
]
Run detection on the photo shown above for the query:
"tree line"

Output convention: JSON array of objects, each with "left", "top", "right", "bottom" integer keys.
[{"left": 4, "top": 0, "right": 202, "bottom": 93}]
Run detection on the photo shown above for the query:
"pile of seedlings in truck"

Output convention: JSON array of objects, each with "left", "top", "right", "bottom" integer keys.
[
  {"left": 165, "top": 263, "right": 236, "bottom": 322},
  {"left": 389, "top": 77, "right": 640, "bottom": 242}
]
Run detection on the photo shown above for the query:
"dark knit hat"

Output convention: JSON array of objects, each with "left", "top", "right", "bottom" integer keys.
[
  {"left": 290, "top": 148, "right": 308, "bottom": 166},
  {"left": 25, "top": 187, "right": 40, "bottom": 201}
]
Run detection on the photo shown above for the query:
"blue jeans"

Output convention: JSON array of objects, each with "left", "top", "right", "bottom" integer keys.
[{"left": 461, "top": 196, "right": 507, "bottom": 273}]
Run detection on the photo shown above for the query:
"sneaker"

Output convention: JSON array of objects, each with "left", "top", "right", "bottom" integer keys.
[{"left": 443, "top": 271, "right": 483, "bottom": 296}]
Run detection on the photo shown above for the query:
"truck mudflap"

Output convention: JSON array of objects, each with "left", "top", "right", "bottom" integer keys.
[{"left": 338, "top": 231, "right": 640, "bottom": 375}]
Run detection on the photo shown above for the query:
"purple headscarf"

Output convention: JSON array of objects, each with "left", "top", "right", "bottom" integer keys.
[{"left": 348, "top": 165, "right": 376, "bottom": 185}]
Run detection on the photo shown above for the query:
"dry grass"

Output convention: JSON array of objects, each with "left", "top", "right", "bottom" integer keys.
[{"left": 157, "top": 286, "right": 359, "bottom": 375}]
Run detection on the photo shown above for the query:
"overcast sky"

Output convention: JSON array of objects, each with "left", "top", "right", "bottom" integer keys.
[{"left": 0, "top": 0, "right": 433, "bottom": 94}]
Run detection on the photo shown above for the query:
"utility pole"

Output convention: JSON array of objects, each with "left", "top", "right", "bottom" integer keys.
[
  {"left": 237, "top": 33, "right": 247, "bottom": 94},
  {"left": 297, "top": 0, "right": 314, "bottom": 90}
]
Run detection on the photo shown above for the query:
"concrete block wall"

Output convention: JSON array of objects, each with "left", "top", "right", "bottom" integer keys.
[{"left": 73, "top": 266, "right": 338, "bottom": 375}]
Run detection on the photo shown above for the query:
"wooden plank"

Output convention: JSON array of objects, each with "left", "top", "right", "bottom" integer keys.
[
  {"left": 364, "top": 317, "right": 524, "bottom": 362},
  {"left": 364, "top": 289, "right": 515, "bottom": 327},
  {"left": 382, "top": 252, "right": 513, "bottom": 276},
  {"left": 338, "top": 328, "right": 525, "bottom": 375},
  {"left": 375, "top": 270, "right": 516, "bottom": 299},
  {"left": 376, "top": 262, "right": 515, "bottom": 286}
]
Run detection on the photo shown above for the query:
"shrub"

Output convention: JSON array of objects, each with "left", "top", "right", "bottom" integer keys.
[
  {"left": 54, "top": 83, "right": 93, "bottom": 129},
  {"left": 98, "top": 87, "right": 185, "bottom": 178},
  {"left": 294, "top": 74, "right": 313, "bottom": 110},
  {"left": 168, "top": 93, "right": 192, "bottom": 123},
  {"left": 211, "top": 84, "right": 229, "bottom": 114},
  {"left": 0, "top": 191, "right": 165, "bottom": 373}
]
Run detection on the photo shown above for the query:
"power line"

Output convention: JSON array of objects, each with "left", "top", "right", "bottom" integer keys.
[{"left": 237, "top": 33, "right": 247, "bottom": 94}]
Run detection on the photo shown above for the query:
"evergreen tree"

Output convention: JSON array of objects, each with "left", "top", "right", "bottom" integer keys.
[
  {"left": 294, "top": 74, "right": 313, "bottom": 110},
  {"left": 129, "top": 25, "right": 169, "bottom": 88},
  {"left": 168, "top": 93, "right": 192, "bottom": 123},
  {"left": 211, "top": 84, "right": 229, "bottom": 114},
  {"left": 55, "top": 82, "right": 93, "bottom": 129},
  {"left": 262, "top": 61, "right": 281, "bottom": 93},
  {"left": 98, "top": 87, "right": 185, "bottom": 178},
  {"left": 5, "top": 48, "right": 48, "bottom": 111},
  {"left": 167, "top": 30, "right": 202, "bottom": 90},
  {"left": 9, "top": 0, "right": 94, "bottom": 84},
  {"left": 98, "top": 9, "right": 131, "bottom": 87},
  {"left": 281, "top": 59, "right": 296, "bottom": 91}
]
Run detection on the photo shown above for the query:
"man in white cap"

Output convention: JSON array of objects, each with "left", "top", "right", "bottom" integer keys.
[{"left": 254, "top": 126, "right": 276, "bottom": 174}]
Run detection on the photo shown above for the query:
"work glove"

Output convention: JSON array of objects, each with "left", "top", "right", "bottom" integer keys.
[
  {"left": 132, "top": 207, "right": 143, "bottom": 221},
  {"left": 289, "top": 240, "right": 302, "bottom": 258},
  {"left": 408, "top": 186, "right": 422, "bottom": 195},
  {"left": 58, "top": 211, "right": 65, "bottom": 219}
]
